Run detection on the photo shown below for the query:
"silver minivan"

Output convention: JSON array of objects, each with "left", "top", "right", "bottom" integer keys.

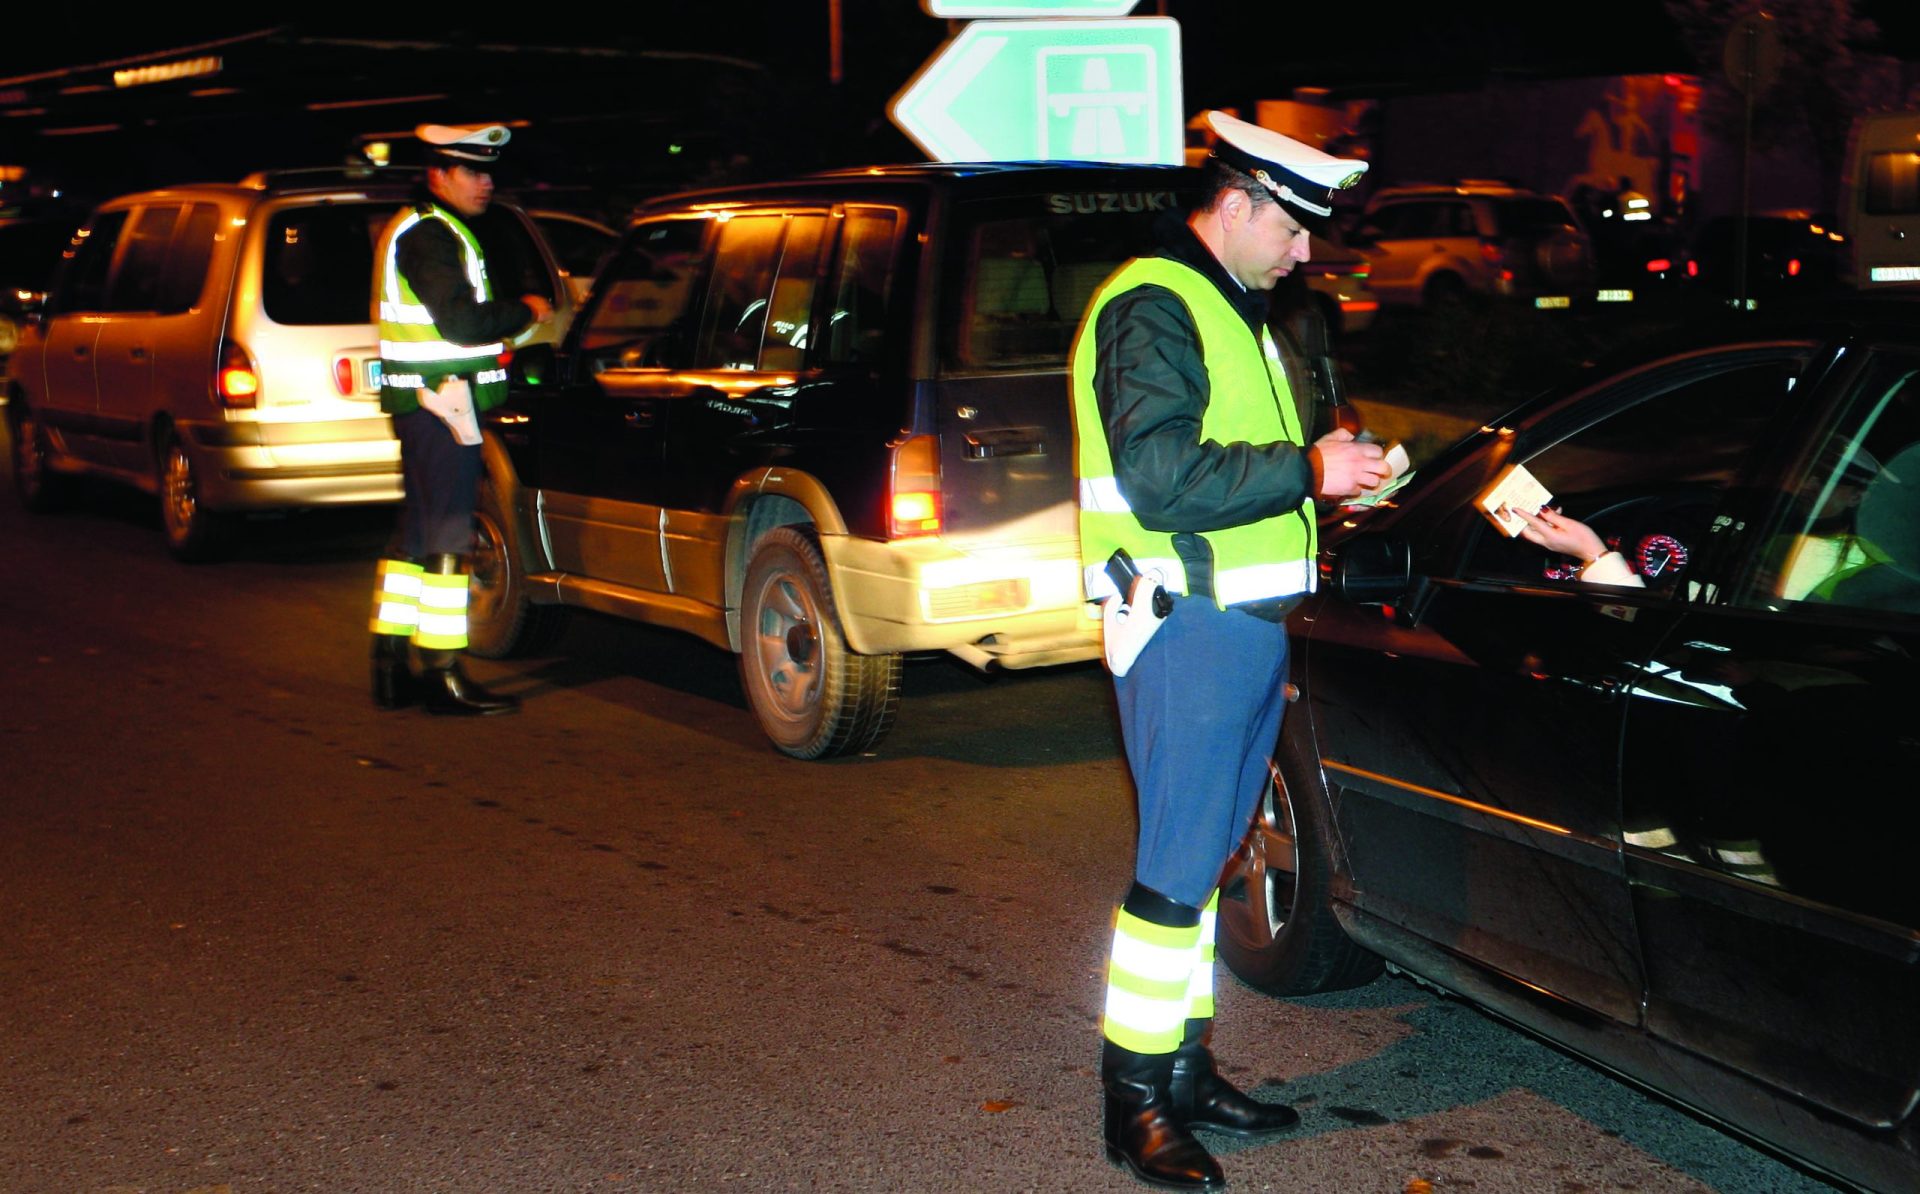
[{"left": 6, "top": 168, "right": 573, "bottom": 559}]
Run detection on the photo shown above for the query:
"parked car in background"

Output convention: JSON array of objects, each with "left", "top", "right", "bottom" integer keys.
[
  {"left": 1686, "top": 210, "right": 1845, "bottom": 309},
  {"left": 1217, "top": 299, "right": 1920, "bottom": 1193},
  {"left": 1296, "top": 228, "right": 1378, "bottom": 337},
  {"left": 473, "top": 162, "right": 1343, "bottom": 759},
  {"left": 0, "top": 210, "right": 82, "bottom": 374},
  {"left": 6, "top": 168, "right": 576, "bottom": 559},
  {"left": 1349, "top": 181, "right": 1595, "bottom": 310}
]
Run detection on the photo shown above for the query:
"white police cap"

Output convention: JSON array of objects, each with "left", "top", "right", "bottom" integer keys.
[
  {"left": 1204, "top": 110, "right": 1366, "bottom": 230},
  {"left": 416, "top": 123, "right": 511, "bottom": 168}
]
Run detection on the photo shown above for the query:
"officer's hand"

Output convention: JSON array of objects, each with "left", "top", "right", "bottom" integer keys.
[
  {"left": 1309, "top": 429, "right": 1391, "bottom": 500},
  {"left": 521, "top": 294, "right": 554, "bottom": 325}
]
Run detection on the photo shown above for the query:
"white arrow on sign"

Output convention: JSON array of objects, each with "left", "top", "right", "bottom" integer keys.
[{"left": 906, "top": 31, "right": 1006, "bottom": 162}]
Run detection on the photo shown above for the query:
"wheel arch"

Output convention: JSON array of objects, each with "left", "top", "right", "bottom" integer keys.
[
  {"left": 477, "top": 431, "right": 550, "bottom": 573},
  {"left": 721, "top": 469, "right": 848, "bottom": 653}
]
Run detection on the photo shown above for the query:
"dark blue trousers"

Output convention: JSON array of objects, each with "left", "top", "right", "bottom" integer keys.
[
  {"left": 391, "top": 408, "right": 482, "bottom": 559},
  {"left": 1113, "top": 595, "right": 1292, "bottom": 910}
]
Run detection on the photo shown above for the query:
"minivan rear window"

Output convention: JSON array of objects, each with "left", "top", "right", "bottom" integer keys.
[
  {"left": 951, "top": 189, "right": 1183, "bottom": 371},
  {"left": 1866, "top": 151, "right": 1920, "bottom": 216},
  {"left": 265, "top": 204, "right": 391, "bottom": 326}
]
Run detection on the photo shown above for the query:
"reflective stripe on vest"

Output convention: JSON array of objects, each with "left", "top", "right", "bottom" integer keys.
[
  {"left": 1071, "top": 256, "right": 1316, "bottom": 609},
  {"left": 375, "top": 206, "right": 505, "bottom": 366}
]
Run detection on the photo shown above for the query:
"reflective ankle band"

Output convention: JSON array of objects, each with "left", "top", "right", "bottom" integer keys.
[
  {"left": 370, "top": 559, "right": 424, "bottom": 636},
  {"left": 1103, "top": 907, "right": 1200, "bottom": 1055},
  {"left": 413, "top": 572, "right": 470, "bottom": 650},
  {"left": 1187, "top": 889, "right": 1219, "bottom": 1020}
]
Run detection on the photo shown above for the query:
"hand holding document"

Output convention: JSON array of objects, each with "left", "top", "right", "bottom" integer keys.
[
  {"left": 1476, "top": 462, "right": 1553, "bottom": 537},
  {"left": 418, "top": 376, "right": 482, "bottom": 446}
]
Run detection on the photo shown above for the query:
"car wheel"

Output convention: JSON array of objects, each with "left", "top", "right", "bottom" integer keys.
[
  {"left": 1217, "top": 753, "right": 1383, "bottom": 995},
  {"left": 467, "top": 479, "right": 567, "bottom": 658},
  {"left": 1421, "top": 272, "right": 1470, "bottom": 309},
  {"left": 8, "top": 398, "right": 65, "bottom": 513},
  {"left": 738, "top": 525, "right": 901, "bottom": 760},
  {"left": 158, "top": 427, "right": 229, "bottom": 562}
]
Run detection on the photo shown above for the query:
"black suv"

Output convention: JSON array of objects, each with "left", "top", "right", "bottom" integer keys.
[{"left": 472, "top": 163, "right": 1195, "bottom": 758}]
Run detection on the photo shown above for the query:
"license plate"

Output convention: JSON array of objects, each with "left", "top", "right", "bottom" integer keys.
[
  {"left": 1534, "top": 295, "right": 1572, "bottom": 309},
  {"left": 1597, "top": 289, "right": 1634, "bottom": 303},
  {"left": 365, "top": 359, "right": 383, "bottom": 391}
]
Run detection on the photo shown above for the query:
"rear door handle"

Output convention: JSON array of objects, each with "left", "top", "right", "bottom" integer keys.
[{"left": 128, "top": 346, "right": 148, "bottom": 360}]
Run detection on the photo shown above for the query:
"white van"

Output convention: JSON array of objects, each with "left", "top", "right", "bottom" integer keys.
[{"left": 1839, "top": 110, "right": 1920, "bottom": 290}]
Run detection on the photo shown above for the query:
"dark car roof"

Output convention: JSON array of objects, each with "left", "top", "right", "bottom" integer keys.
[{"left": 632, "top": 161, "right": 1197, "bottom": 217}]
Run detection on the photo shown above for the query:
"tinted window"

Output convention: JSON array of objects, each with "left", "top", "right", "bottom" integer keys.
[
  {"left": 156, "top": 204, "right": 220, "bottom": 314},
  {"left": 47, "top": 210, "right": 129, "bottom": 314},
  {"left": 1866, "top": 151, "right": 1920, "bottom": 216},
  {"left": 535, "top": 215, "right": 616, "bottom": 279},
  {"left": 577, "top": 218, "right": 711, "bottom": 371},
  {"left": 951, "top": 189, "right": 1178, "bottom": 371},
  {"left": 822, "top": 207, "right": 898, "bottom": 368},
  {"left": 759, "top": 215, "right": 826, "bottom": 374},
  {"left": 1493, "top": 198, "right": 1579, "bottom": 236},
  {"left": 469, "top": 207, "right": 553, "bottom": 305},
  {"left": 1743, "top": 351, "right": 1920, "bottom": 614},
  {"left": 694, "top": 215, "right": 786, "bottom": 370},
  {"left": 104, "top": 204, "right": 180, "bottom": 312},
  {"left": 264, "top": 203, "right": 390, "bottom": 326}
]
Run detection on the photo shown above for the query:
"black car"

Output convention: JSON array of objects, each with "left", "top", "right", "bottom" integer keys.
[
  {"left": 1688, "top": 210, "right": 1847, "bottom": 307},
  {"left": 1217, "top": 302, "right": 1920, "bottom": 1192}
]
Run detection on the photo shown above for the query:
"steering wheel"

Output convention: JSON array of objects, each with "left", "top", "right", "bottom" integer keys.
[{"left": 1542, "top": 484, "right": 1721, "bottom": 585}]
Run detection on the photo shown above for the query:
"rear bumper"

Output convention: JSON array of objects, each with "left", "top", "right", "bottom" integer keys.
[
  {"left": 183, "top": 415, "right": 402, "bottom": 509},
  {"left": 823, "top": 532, "right": 1100, "bottom": 664}
]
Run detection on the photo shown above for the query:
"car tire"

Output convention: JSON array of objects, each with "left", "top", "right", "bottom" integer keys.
[
  {"left": 1421, "top": 272, "right": 1470, "bottom": 310},
  {"left": 8, "top": 397, "right": 65, "bottom": 513},
  {"left": 1217, "top": 749, "right": 1383, "bottom": 995},
  {"left": 157, "top": 426, "right": 229, "bottom": 562},
  {"left": 467, "top": 479, "right": 567, "bottom": 658},
  {"left": 738, "top": 525, "right": 901, "bottom": 760}
]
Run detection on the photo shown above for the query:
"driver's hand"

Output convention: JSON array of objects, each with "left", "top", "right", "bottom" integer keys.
[{"left": 1511, "top": 505, "right": 1608, "bottom": 562}]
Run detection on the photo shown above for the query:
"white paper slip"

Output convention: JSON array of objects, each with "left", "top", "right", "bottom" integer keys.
[{"left": 1476, "top": 462, "right": 1554, "bottom": 537}]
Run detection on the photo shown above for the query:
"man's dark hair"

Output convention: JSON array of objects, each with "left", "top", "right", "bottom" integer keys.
[{"left": 1198, "top": 157, "right": 1274, "bottom": 212}]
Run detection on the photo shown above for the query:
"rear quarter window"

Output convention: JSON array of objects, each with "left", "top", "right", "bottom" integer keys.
[
  {"left": 946, "top": 186, "right": 1184, "bottom": 373},
  {"left": 264, "top": 203, "right": 392, "bottom": 326}
]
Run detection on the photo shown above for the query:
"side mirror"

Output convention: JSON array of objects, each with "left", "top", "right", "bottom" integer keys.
[
  {"left": 1334, "top": 533, "right": 1412, "bottom": 605},
  {"left": 509, "top": 341, "right": 555, "bottom": 387}
]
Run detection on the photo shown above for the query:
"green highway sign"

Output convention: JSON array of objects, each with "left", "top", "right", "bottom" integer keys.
[
  {"left": 924, "top": 1, "right": 1140, "bottom": 15},
  {"left": 891, "top": 17, "right": 1184, "bottom": 165}
]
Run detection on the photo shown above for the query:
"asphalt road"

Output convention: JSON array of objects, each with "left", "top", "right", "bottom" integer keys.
[{"left": 0, "top": 462, "right": 1842, "bottom": 1193}]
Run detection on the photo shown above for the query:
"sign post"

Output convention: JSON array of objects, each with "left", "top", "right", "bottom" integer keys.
[{"left": 892, "top": 11, "right": 1182, "bottom": 165}]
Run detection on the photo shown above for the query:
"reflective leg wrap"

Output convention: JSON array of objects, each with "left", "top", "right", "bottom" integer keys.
[
  {"left": 413, "top": 555, "right": 469, "bottom": 651},
  {"left": 1103, "top": 883, "right": 1201, "bottom": 1056},
  {"left": 1185, "top": 889, "right": 1219, "bottom": 1022},
  {"left": 369, "top": 558, "right": 423, "bottom": 637}
]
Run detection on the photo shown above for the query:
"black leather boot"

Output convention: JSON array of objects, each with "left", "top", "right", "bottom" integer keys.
[
  {"left": 1103, "top": 1041, "right": 1225, "bottom": 1191},
  {"left": 371, "top": 633, "right": 416, "bottom": 709},
  {"left": 417, "top": 648, "right": 520, "bottom": 716},
  {"left": 1171, "top": 1021, "right": 1299, "bottom": 1137}
]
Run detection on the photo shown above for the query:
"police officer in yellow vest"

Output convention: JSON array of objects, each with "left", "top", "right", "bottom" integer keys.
[
  {"left": 1073, "top": 111, "right": 1391, "bottom": 1190},
  {"left": 368, "top": 124, "right": 551, "bottom": 715}
]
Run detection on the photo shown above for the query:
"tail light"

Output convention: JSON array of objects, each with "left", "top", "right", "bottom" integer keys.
[
  {"left": 1646, "top": 258, "right": 1673, "bottom": 273},
  {"left": 1787, "top": 258, "right": 1802, "bottom": 277},
  {"left": 1479, "top": 241, "right": 1503, "bottom": 264},
  {"left": 888, "top": 434, "right": 942, "bottom": 538},
  {"left": 332, "top": 354, "right": 357, "bottom": 397},
  {"left": 1687, "top": 260, "right": 1699, "bottom": 278},
  {"left": 217, "top": 340, "right": 259, "bottom": 408}
]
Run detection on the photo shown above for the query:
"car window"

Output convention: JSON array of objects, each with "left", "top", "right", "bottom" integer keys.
[
  {"left": 535, "top": 215, "right": 616, "bottom": 280},
  {"left": 104, "top": 204, "right": 180, "bottom": 312},
  {"left": 1740, "top": 351, "right": 1920, "bottom": 615},
  {"left": 759, "top": 214, "right": 827, "bottom": 374},
  {"left": 821, "top": 207, "right": 899, "bottom": 368},
  {"left": 1865, "top": 151, "right": 1920, "bottom": 216},
  {"left": 576, "top": 218, "right": 711, "bottom": 371},
  {"left": 693, "top": 214, "right": 787, "bottom": 370},
  {"left": 950, "top": 191, "right": 1176, "bottom": 372},
  {"left": 1494, "top": 198, "right": 1578, "bottom": 236},
  {"left": 1459, "top": 354, "right": 1806, "bottom": 591},
  {"left": 264, "top": 203, "right": 390, "bottom": 326},
  {"left": 46, "top": 210, "right": 129, "bottom": 315},
  {"left": 470, "top": 207, "right": 554, "bottom": 306},
  {"left": 156, "top": 203, "right": 220, "bottom": 314}
]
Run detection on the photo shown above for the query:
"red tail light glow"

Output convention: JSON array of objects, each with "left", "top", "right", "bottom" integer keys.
[
  {"left": 332, "top": 355, "right": 356, "bottom": 397},
  {"left": 1787, "top": 258, "right": 1802, "bottom": 277},
  {"left": 1687, "top": 260, "right": 1699, "bottom": 277},
  {"left": 889, "top": 434, "right": 942, "bottom": 538},
  {"left": 218, "top": 341, "right": 259, "bottom": 408},
  {"left": 1646, "top": 258, "right": 1673, "bottom": 273}
]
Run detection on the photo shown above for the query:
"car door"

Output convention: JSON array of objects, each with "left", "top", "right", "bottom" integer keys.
[
  {"left": 93, "top": 203, "right": 188, "bottom": 472},
  {"left": 1308, "top": 346, "right": 1807, "bottom": 1025},
  {"left": 33, "top": 208, "right": 129, "bottom": 462},
  {"left": 1624, "top": 342, "right": 1920, "bottom": 1131}
]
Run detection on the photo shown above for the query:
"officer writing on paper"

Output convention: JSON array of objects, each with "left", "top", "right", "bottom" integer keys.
[
  {"left": 367, "top": 124, "right": 552, "bottom": 716},
  {"left": 1071, "top": 111, "right": 1392, "bottom": 1191}
]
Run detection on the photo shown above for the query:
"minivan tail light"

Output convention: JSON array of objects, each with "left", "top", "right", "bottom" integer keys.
[
  {"left": 889, "top": 434, "right": 942, "bottom": 538},
  {"left": 332, "top": 355, "right": 356, "bottom": 397},
  {"left": 218, "top": 341, "right": 260, "bottom": 408},
  {"left": 1479, "top": 241, "right": 1503, "bottom": 263}
]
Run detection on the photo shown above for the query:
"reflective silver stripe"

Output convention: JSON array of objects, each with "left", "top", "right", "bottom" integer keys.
[
  {"left": 382, "top": 210, "right": 423, "bottom": 306},
  {"left": 417, "top": 584, "right": 469, "bottom": 613},
  {"left": 380, "top": 570, "right": 423, "bottom": 598},
  {"left": 380, "top": 300, "right": 434, "bottom": 324},
  {"left": 1213, "top": 559, "right": 1315, "bottom": 605},
  {"left": 375, "top": 600, "right": 420, "bottom": 627},
  {"left": 380, "top": 339, "right": 506, "bottom": 363},
  {"left": 1104, "top": 986, "right": 1190, "bottom": 1037},
  {"left": 1084, "top": 558, "right": 1183, "bottom": 601},
  {"left": 475, "top": 368, "right": 508, "bottom": 385},
  {"left": 384, "top": 373, "right": 425, "bottom": 389},
  {"left": 1080, "top": 475, "right": 1132, "bottom": 513},
  {"left": 1110, "top": 932, "right": 1195, "bottom": 984},
  {"left": 415, "top": 610, "right": 467, "bottom": 638}
]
